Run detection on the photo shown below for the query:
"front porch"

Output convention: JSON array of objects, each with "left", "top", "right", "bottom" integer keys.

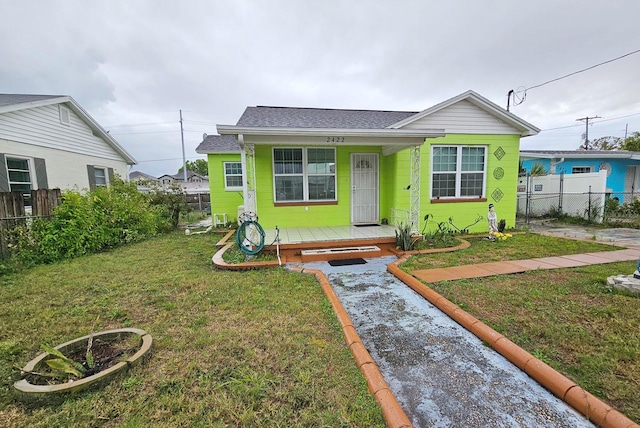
[
  {"left": 262, "top": 224, "right": 399, "bottom": 263},
  {"left": 263, "top": 224, "right": 397, "bottom": 245}
]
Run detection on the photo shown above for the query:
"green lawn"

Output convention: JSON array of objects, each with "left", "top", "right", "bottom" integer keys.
[
  {"left": 404, "top": 233, "right": 640, "bottom": 423},
  {"left": 0, "top": 232, "right": 384, "bottom": 427},
  {"left": 2, "top": 230, "right": 638, "bottom": 426}
]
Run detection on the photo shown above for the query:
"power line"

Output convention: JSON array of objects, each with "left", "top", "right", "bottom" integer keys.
[
  {"left": 507, "top": 48, "right": 640, "bottom": 110},
  {"left": 527, "top": 48, "right": 640, "bottom": 91}
]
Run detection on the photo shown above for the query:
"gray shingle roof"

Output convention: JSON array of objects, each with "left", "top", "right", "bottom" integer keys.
[
  {"left": 196, "top": 134, "right": 241, "bottom": 153},
  {"left": 129, "top": 171, "right": 158, "bottom": 181},
  {"left": 0, "top": 94, "right": 64, "bottom": 108},
  {"left": 236, "top": 106, "right": 418, "bottom": 129}
]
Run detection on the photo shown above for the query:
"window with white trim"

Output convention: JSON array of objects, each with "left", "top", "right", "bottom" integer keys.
[
  {"left": 572, "top": 166, "right": 592, "bottom": 174},
  {"left": 273, "top": 148, "right": 336, "bottom": 202},
  {"left": 224, "top": 162, "right": 243, "bottom": 190},
  {"left": 6, "top": 157, "right": 32, "bottom": 192},
  {"left": 431, "top": 146, "right": 486, "bottom": 198},
  {"left": 94, "top": 167, "right": 107, "bottom": 187}
]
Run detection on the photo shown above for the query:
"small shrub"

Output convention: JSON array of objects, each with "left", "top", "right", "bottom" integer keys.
[
  {"left": 12, "top": 177, "right": 165, "bottom": 266},
  {"left": 395, "top": 222, "right": 416, "bottom": 251},
  {"left": 149, "top": 185, "right": 190, "bottom": 229}
]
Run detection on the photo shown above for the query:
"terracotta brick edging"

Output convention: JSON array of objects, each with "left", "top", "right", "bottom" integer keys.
[
  {"left": 289, "top": 267, "right": 413, "bottom": 428},
  {"left": 389, "top": 238, "right": 471, "bottom": 257},
  {"left": 212, "top": 242, "right": 281, "bottom": 270},
  {"left": 388, "top": 257, "right": 639, "bottom": 428}
]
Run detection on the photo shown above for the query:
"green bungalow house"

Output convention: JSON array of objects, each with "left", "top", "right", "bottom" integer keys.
[{"left": 196, "top": 90, "right": 539, "bottom": 233}]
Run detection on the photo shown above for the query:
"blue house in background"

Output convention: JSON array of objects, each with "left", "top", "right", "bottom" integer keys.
[{"left": 520, "top": 150, "right": 640, "bottom": 203}]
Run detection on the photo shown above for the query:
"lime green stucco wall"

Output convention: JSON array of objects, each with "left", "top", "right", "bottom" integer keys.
[
  {"left": 254, "top": 145, "right": 383, "bottom": 229},
  {"left": 206, "top": 153, "right": 243, "bottom": 223},
  {"left": 420, "top": 134, "right": 521, "bottom": 234},
  {"left": 206, "top": 133, "right": 521, "bottom": 232}
]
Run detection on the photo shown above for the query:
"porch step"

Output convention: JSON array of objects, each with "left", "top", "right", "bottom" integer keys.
[{"left": 301, "top": 245, "right": 381, "bottom": 262}]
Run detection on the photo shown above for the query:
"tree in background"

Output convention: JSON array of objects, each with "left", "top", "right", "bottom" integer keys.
[
  {"left": 621, "top": 131, "right": 640, "bottom": 152},
  {"left": 578, "top": 136, "right": 621, "bottom": 151},
  {"left": 576, "top": 132, "right": 640, "bottom": 152},
  {"left": 178, "top": 159, "right": 208, "bottom": 176}
]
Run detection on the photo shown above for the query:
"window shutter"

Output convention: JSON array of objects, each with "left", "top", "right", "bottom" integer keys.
[
  {"left": 107, "top": 167, "right": 114, "bottom": 184},
  {"left": 34, "top": 158, "right": 49, "bottom": 189},
  {"left": 0, "top": 154, "right": 9, "bottom": 192},
  {"left": 87, "top": 165, "right": 96, "bottom": 190}
]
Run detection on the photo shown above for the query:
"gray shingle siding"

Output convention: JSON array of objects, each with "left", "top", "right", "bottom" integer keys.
[{"left": 236, "top": 106, "right": 417, "bottom": 129}]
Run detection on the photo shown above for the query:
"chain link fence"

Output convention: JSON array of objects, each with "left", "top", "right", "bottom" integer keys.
[{"left": 517, "top": 183, "right": 639, "bottom": 225}]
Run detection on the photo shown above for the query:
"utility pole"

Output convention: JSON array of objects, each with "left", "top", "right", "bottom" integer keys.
[
  {"left": 180, "top": 109, "right": 187, "bottom": 182},
  {"left": 576, "top": 115, "right": 601, "bottom": 150},
  {"left": 624, "top": 123, "right": 629, "bottom": 142}
]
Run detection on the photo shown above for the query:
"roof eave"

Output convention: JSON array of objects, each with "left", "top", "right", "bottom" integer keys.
[
  {"left": 195, "top": 147, "right": 241, "bottom": 155},
  {"left": 0, "top": 95, "right": 137, "bottom": 165},
  {"left": 520, "top": 150, "right": 640, "bottom": 160},
  {"left": 216, "top": 125, "right": 445, "bottom": 139},
  {"left": 0, "top": 96, "right": 70, "bottom": 114},
  {"left": 64, "top": 98, "right": 137, "bottom": 165}
]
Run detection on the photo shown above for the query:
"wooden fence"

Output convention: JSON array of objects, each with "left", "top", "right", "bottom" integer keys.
[{"left": 0, "top": 189, "right": 61, "bottom": 260}]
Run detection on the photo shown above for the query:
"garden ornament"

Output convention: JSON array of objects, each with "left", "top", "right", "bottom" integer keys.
[
  {"left": 487, "top": 204, "right": 498, "bottom": 239},
  {"left": 635, "top": 254, "right": 640, "bottom": 279}
]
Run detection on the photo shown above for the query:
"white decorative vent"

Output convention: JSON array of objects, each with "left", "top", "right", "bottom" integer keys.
[{"left": 59, "top": 105, "right": 70, "bottom": 125}]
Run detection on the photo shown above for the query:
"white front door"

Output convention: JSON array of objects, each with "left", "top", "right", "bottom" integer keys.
[{"left": 351, "top": 153, "right": 379, "bottom": 224}]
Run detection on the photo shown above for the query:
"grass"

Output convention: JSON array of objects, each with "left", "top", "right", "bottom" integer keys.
[
  {"left": 407, "top": 233, "right": 640, "bottom": 423},
  {"left": 0, "top": 231, "right": 384, "bottom": 427},
  {"left": 401, "top": 232, "right": 619, "bottom": 271}
]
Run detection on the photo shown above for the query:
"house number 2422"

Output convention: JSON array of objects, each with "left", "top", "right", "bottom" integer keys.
[{"left": 326, "top": 136, "right": 345, "bottom": 143}]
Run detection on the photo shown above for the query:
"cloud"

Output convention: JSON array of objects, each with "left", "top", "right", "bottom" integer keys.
[{"left": 1, "top": 0, "right": 640, "bottom": 175}]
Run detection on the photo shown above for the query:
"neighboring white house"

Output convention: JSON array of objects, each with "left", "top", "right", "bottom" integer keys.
[
  {"left": 156, "top": 171, "right": 209, "bottom": 194},
  {"left": 0, "top": 94, "right": 136, "bottom": 193}
]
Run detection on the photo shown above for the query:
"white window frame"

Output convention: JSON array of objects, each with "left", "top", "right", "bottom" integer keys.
[
  {"left": 94, "top": 167, "right": 108, "bottom": 187},
  {"left": 272, "top": 147, "right": 337, "bottom": 202},
  {"left": 572, "top": 166, "right": 592, "bottom": 174},
  {"left": 224, "top": 161, "right": 243, "bottom": 191},
  {"left": 6, "top": 156, "right": 33, "bottom": 192},
  {"left": 430, "top": 145, "right": 487, "bottom": 199}
]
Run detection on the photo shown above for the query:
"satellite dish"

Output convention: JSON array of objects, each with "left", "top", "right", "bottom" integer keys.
[{"left": 202, "top": 133, "right": 208, "bottom": 139}]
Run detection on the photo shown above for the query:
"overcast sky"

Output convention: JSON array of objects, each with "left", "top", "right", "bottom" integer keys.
[{"left": 2, "top": 0, "right": 639, "bottom": 177}]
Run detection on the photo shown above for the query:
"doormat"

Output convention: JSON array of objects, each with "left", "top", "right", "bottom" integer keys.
[
  {"left": 354, "top": 224, "right": 380, "bottom": 227},
  {"left": 328, "top": 258, "right": 367, "bottom": 267}
]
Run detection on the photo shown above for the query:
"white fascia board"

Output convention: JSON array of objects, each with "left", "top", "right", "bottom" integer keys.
[
  {"left": 66, "top": 97, "right": 137, "bottom": 165},
  {"left": 519, "top": 152, "right": 556, "bottom": 160},
  {"left": 388, "top": 90, "right": 540, "bottom": 137},
  {"left": 196, "top": 148, "right": 241, "bottom": 155},
  {"left": 521, "top": 151, "right": 640, "bottom": 160},
  {"left": 216, "top": 125, "right": 445, "bottom": 139},
  {"left": 0, "top": 96, "right": 70, "bottom": 114}
]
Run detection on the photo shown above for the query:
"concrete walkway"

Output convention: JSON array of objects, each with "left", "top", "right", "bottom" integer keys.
[
  {"left": 295, "top": 239, "right": 640, "bottom": 427},
  {"left": 412, "top": 248, "right": 639, "bottom": 283},
  {"left": 300, "top": 257, "right": 594, "bottom": 427}
]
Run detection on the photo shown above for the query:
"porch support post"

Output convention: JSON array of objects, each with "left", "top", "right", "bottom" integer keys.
[
  {"left": 410, "top": 145, "right": 421, "bottom": 233},
  {"left": 239, "top": 136, "right": 257, "bottom": 216}
]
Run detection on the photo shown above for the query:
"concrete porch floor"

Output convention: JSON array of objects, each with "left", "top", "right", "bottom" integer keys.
[{"left": 263, "top": 224, "right": 397, "bottom": 246}]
